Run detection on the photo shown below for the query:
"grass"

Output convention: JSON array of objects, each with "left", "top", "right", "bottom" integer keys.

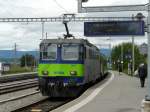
[{"left": 2, "top": 65, "right": 34, "bottom": 75}]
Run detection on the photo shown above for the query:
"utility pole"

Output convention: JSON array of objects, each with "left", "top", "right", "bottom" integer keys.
[
  {"left": 14, "top": 43, "right": 17, "bottom": 65},
  {"left": 42, "top": 22, "right": 45, "bottom": 40},
  {"left": 109, "top": 42, "right": 111, "bottom": 69},
  {"left": 25, "top": 54, "right": 27, "bottom": 69},
  {"left": 107, "top": 37, "right": 112, "bottom": 69},
  {"left": 46, "top": 32, "right": 48, "bottom": 39},
  {"left": 132, "top": 36, "right": 135, "bottom": 76}
]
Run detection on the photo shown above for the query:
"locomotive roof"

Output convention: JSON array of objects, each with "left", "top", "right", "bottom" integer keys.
[
  {"left": 41, "top": 38, "right": 87, "bottom": 44},
  {"left": 40, "top": 38, "right": 99, "bottom": 50}
]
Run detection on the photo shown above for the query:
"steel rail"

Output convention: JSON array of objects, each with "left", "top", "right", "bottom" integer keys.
[
  {"left": 0, "top": 79, "right": 38, "bottom": 94},
  {"left": 0, "top": 91, "right": 40, "bottom": 104},
  {"left": 0, "top": 90, "right": 49, "bottom": 112},
  {"left": 0, "top": 78, "right": 38, "bottom": 87}
]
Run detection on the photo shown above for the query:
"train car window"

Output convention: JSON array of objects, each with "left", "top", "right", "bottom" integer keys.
[
  {"left": 83, "top": 46, "right": 86, "bottom": 59},
  {"left": 79, "top": 46, "right": 84, "bottom": 60},
  {"left": 89, "top": 49, "right": 91, "bottom": 59},
  {"left": 86, "top": 47, "right": 91, "bottom": 59},
  {"left": 40, "top": 44, "right": 47, "bottom": 60},
  {"left": 40, "top": 44, "right": 57, "bottom": 60},
  {"left": 47, "top": 44, "right": 57, "bottom": 60},
  {"left": 62, "top": 44, "right": 79, "bottom": 61}
]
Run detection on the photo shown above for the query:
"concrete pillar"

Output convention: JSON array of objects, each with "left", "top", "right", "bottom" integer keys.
[
  {"left": 78, "top": 0, "right": 82, "bottom": 13},
  {"left": 147, "top": 1, "right": 150, "bottom": 101},
  {"left": 141, "top": 100, "right": 150, "bottom": 112}
]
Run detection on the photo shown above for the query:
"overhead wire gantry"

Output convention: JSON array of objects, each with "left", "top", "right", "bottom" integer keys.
[
  {"left": 0, "top": 14, "right": 139, "bottom": 39},
  {"left": 0, "top": 15, "right": 135, "bottom": 23}
]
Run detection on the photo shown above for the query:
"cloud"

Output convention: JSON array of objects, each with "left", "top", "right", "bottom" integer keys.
[
  {"left": 0, "top": 0, "right": 148, "bottom": 50},
  {"left": 0, "top": 0, "right": 78, "bottom": 17}
]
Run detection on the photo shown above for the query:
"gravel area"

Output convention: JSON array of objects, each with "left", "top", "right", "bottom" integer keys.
[
  {"left": 0, "top": 87, "right": 48, "bottom": 112},
  {"left": 14, "top": 98, "right": 71, "bottom": 112}
]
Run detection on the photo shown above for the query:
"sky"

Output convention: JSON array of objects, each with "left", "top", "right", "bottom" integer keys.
[{"left": 0, "top": 0, "right": 148, "bottom": 50}]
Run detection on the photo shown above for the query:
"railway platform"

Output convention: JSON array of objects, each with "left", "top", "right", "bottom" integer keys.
[{"left": 51, "top": 71, "right": 147, "bottom": 112}]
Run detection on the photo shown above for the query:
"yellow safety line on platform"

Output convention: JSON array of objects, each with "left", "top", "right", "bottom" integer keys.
[{"left": 31, "top": 109, "right": 42, "bottom": 112}]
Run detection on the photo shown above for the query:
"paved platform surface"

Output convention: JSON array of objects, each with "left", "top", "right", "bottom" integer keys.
[{"left": 51, "top": 71, "right": 147, "bottom": 112}]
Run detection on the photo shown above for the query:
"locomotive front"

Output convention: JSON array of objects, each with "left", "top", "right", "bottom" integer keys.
[{"left": 38, "top": 39, "right": 85, "bottom": 97}]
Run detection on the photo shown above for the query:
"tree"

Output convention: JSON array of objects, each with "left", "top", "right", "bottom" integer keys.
[
  {"left": 100, "top": 54, "right": 107, "bottom": 70},
  {"left": 111, "top": 43, "right": 146, "bottom": 71},
  {"left": 20, "top": 54, "right": 35, "bottom": 67}
]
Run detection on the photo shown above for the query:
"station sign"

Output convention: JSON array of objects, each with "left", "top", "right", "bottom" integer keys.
[{"left": 84, "top": 21, "right": 145, "bottom": 36}]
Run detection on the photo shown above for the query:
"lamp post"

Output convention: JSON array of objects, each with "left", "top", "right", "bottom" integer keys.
[
  {"left": 131, "top": 14, "right": 135, "bottom": 76},
  {"left": 121, "top": 43, "right": 124, "bottom": 72},
  {"left": 117, "top": 59, "right": 120, "bottom": 72},
  {"left": 131, "top": 36, "right": 135, "bottom": 76},
  {"left": 107, "top": 37, "right": 112, "bottom": 69},
  {"left": 131, "top": 13, "right": 145, "bottom": 76},
  {"left": 132, "top": 13, "right": 145, "bottom": 76}
]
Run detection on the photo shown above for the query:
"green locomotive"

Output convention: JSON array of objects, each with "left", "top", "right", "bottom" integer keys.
[{"left": 38, "top": 38, "right": 104, "bottom": 97}]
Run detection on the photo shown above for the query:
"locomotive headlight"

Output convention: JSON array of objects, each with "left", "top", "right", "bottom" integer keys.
[
  {"left": 70, "top": 71, "right": 77, "bottom": 76},
  {"left": 42, "top": 71, "right": 49, "bottom": 75}
]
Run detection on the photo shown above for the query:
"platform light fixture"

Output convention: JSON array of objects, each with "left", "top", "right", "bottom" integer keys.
[
  {"left": 82, "top": 0, "right": 88, "bottom": 2},
  {"left": 135, "top": 13, "right": 145, "bottom": 20}
]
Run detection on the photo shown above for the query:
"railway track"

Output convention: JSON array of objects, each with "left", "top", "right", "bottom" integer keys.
[
  {"left": 0, "top": 77, "right": 71, "bottom": 112},
  {"left": 13, "top": 73, "right": 109, "bottom": 112},
  {"left": 14, "top": 97, "right": 71, "bottom": 112},
  {"left": 0, "top": 90, "right": 48, "bottom": 112},
  {"left": 0, "top": 78, "right": 38, "bottom": 94},
  {"left": 0, "top": 72, "right": 37, "bottom": 83},
  {"left": 0, "top": 86, "right": 71, "bottom": 112},
  {"left": 0, "top": 73, "right": 109, "bottom": 112}
]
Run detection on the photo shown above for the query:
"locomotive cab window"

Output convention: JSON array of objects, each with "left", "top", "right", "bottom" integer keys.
[
  {"left": 62, "top": 44, "right": 83, "bottom": 61},
  {"left": 40, "top": 44, "right": 57, "bottom": 60}
]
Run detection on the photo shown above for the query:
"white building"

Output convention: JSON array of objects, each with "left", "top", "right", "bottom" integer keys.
[
  {"left": 139, "top": 43, "right": 148, "bottom": 56},
  {"left": 0, "top": 62, "right": 10, "bottom": 75}
]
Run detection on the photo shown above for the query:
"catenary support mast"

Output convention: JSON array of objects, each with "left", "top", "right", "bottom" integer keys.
[{"left": 146, "top": 0, "right": 150, "bottom": 100}]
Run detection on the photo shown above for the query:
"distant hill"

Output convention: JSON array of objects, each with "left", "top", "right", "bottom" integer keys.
[
  {"left": 0, "top": 49, "right": 111, "bottom": 63},
  {"left": 0, "top": 50, "right": 38, "bottom": 59}
]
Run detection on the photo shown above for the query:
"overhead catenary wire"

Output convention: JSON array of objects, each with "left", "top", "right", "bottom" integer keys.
[{"left": 52, "top": 0, "right": 69, "bottom": 13}]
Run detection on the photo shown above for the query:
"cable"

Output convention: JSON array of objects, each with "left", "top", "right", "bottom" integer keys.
[{"left": 52, "top": 0, "right": 69, "bottom": 13}]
